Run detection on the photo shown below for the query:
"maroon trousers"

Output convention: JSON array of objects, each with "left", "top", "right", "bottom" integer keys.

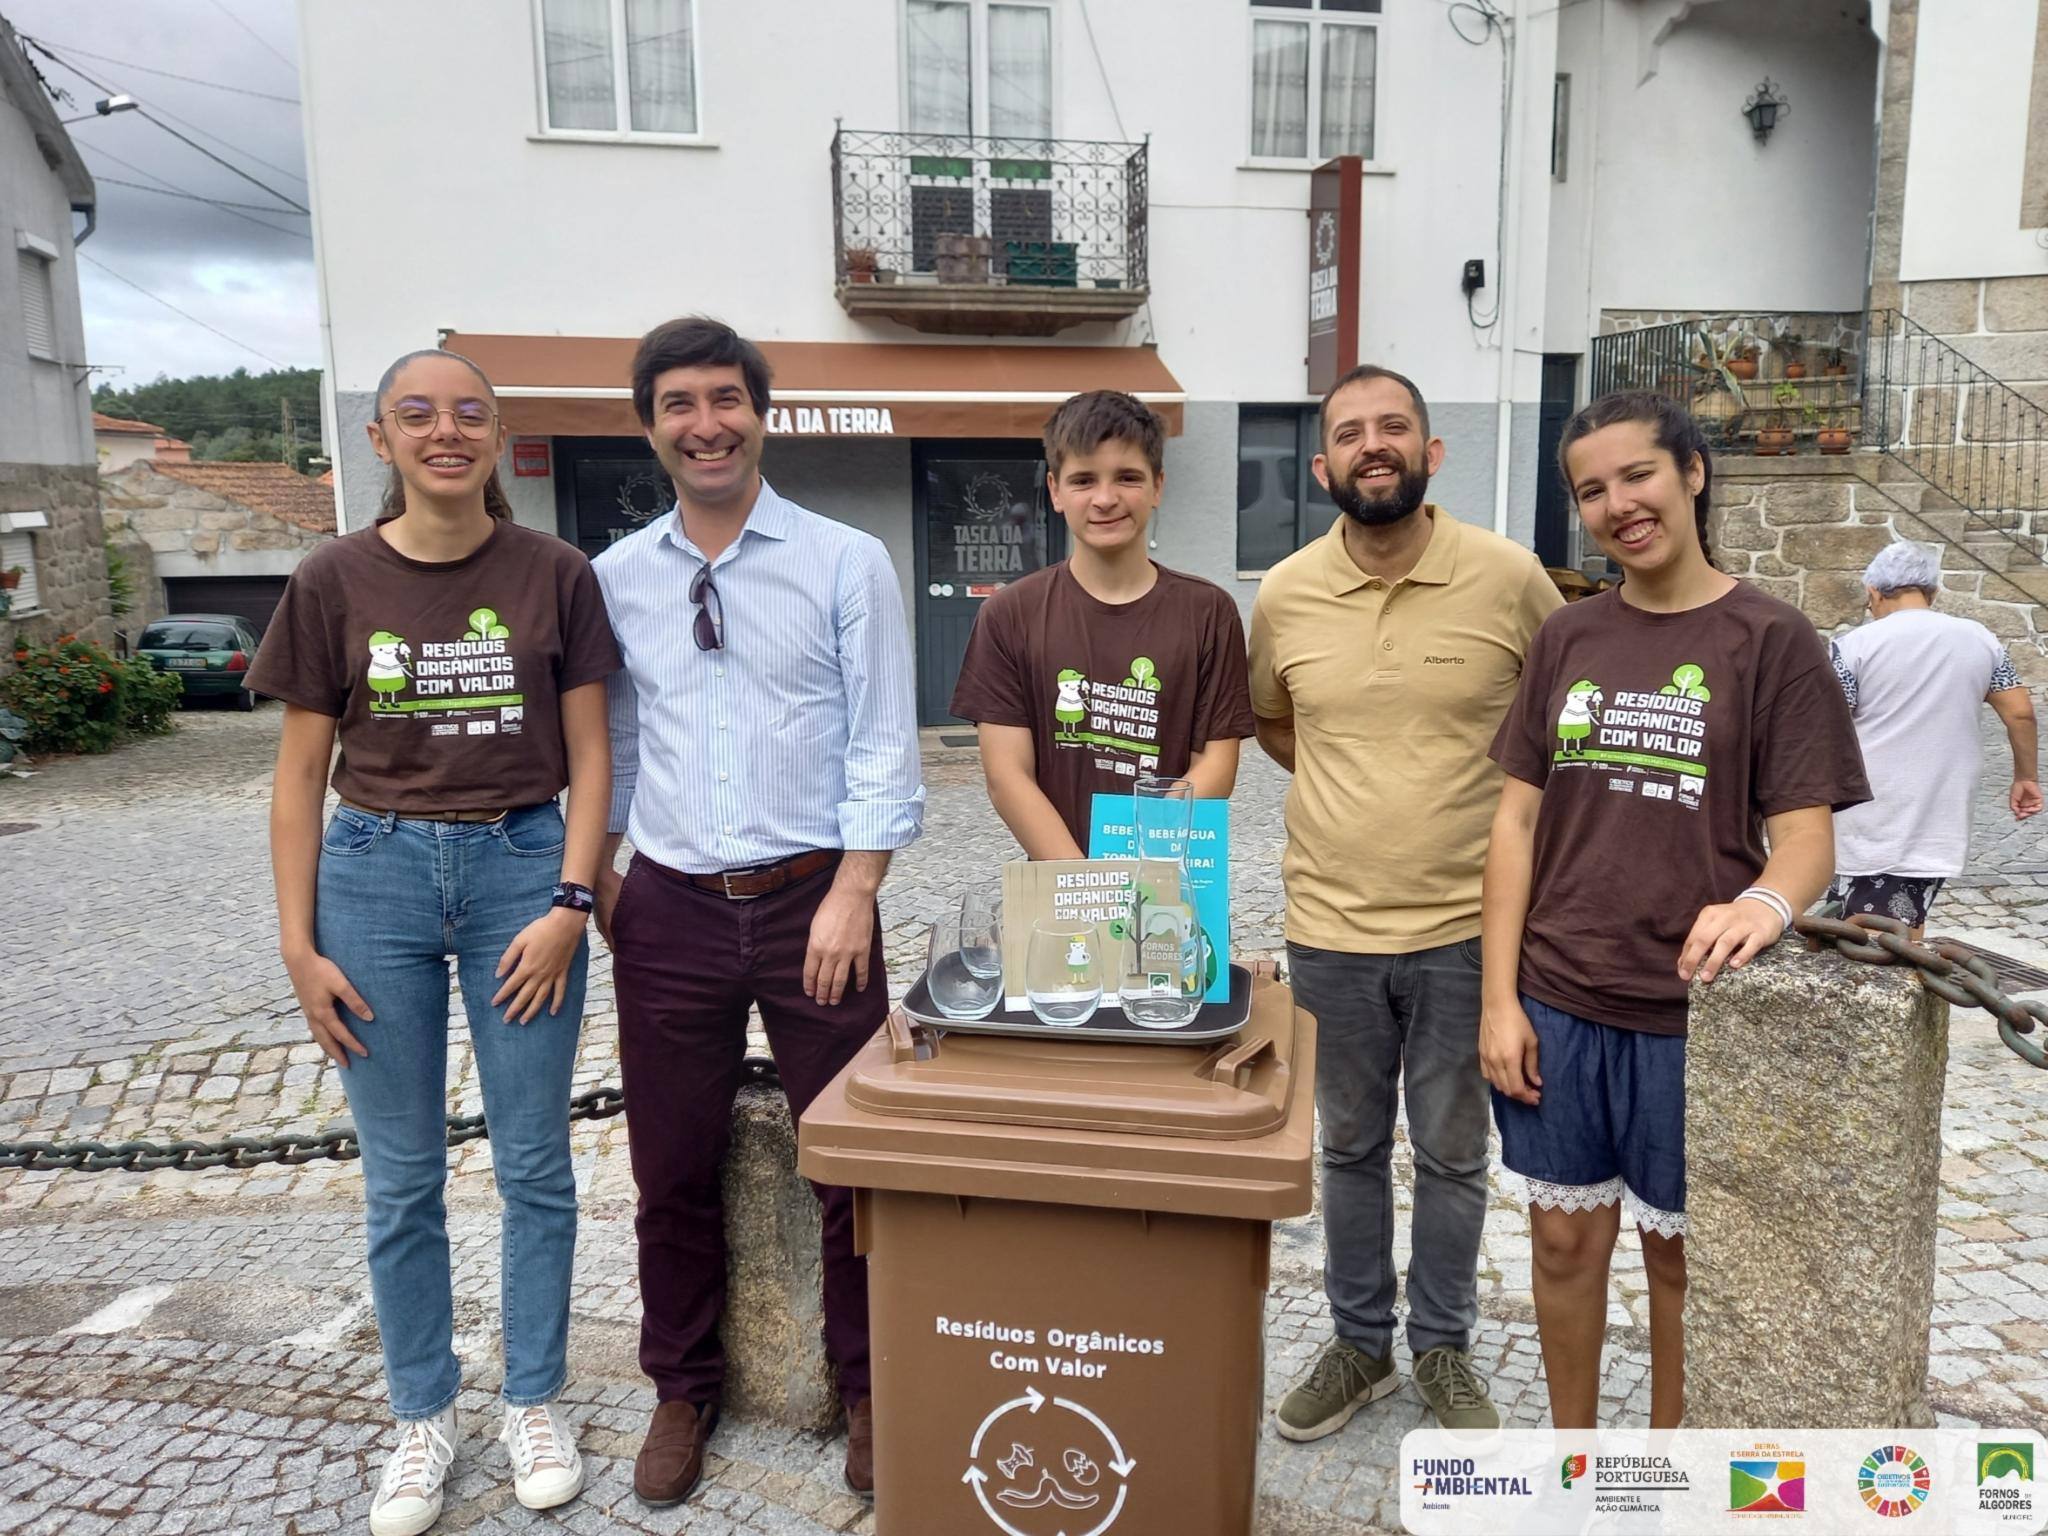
[{"left": 611, "top": 851, "right": 884, "bottom": 1409}]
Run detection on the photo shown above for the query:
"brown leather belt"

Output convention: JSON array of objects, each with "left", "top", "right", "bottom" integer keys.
[
  {"left": 680, "top": 849, "right": 839, "bottom": 900},
  {"left": 339, "top": 799, "right": 511, "bottom": 824}
]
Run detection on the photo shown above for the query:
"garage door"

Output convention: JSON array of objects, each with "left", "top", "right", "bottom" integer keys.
[{"left": 162, "top": 576, "right": 290, "bottom": 636}]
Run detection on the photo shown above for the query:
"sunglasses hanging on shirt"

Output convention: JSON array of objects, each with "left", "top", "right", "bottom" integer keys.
[{"left": 690, "top": 564, "right": 724, "bottom": 652}]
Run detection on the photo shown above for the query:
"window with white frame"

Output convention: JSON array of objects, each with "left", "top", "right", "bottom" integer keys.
[
  {"left": 16, "top": 238, "right": 56, "bottom": 361},
  {"left": 536, "top": 0, "right": 698, "bottom": 137},
  {"left": 905, "top": 0, "right": 1052, "bottom": 140},
  {"left": 1249, "top": 0, "right": 1380, "bottom": 162},
  {"left": 0, "top": 530, "right": 41, "bottom": 615}
]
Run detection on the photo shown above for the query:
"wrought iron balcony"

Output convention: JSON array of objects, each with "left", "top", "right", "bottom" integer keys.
[{"left": 830, "top": 127, "right": 1149, "bottom": 336}]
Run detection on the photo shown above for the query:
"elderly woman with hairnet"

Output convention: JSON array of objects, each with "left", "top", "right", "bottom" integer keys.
[{"left": 1825, "top": 541, "right": 2042, "bottom": 935}]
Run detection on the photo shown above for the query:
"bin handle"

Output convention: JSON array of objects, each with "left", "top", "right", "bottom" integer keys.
[
  {"left": 885, "top": 1008, "right": 931, "bottom": 1065},
  {"left": 1210, "top": 1034, "right": 1275, "bottom": 1088}
]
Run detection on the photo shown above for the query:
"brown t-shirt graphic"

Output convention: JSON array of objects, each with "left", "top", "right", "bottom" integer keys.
[
  {"left": 1490, "top": 582, "right": 1869, "bottom": 1035},
  {"left": 949, "top": 562, "right": 1257, "bottom": 847},
  {"left": 248, "top": 519, "right": 621, "bottom": 813}
]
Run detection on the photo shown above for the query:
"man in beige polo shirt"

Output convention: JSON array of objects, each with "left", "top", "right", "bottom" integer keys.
[{"left": 1251, "top": 364, "right": 1560, "bottom": 1441}]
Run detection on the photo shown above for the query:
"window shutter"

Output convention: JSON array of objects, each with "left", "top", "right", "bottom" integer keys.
[
  {"left": 1, "top": 531, "right": 39, "bottom": 614},
  {"left": 17, "top": 251, "right": 54, "bottom": 358}
]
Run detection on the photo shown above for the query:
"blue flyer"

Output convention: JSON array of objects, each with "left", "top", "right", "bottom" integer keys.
[{"left": 1088, "top": 793, "right": 1231, "bottom": 1003}]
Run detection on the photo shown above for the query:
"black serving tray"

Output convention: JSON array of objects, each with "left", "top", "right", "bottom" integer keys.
[{"left": 902, "top": 962, "right": 1253, "bottom": 1044}]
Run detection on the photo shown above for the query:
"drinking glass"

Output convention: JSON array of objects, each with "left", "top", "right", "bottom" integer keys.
[
  {"left": 925, "top": 919, "right": 1001, "bottom": 1020},
  {"left": 1133, "top": 774, "right": 1195, "bottom": 867},
  {"left": 959, "top": 890, "right": 1003, "bottom": 978},
  {"left": 1025, "top": 918, "right": 1103, "bottom": 1027},
  {"left": 1118, "top": 911, "right": 1211, "bottom": 1029}
]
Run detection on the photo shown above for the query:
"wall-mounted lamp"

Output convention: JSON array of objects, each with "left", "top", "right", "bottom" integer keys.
[{"left": 1742, "top": 78, "right": 1789, "bottom": 144}]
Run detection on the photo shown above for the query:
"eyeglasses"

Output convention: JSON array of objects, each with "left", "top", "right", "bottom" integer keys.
[
  {"left": 384, "top": 402, "right": 497, "bottom": 439},
  {"left": 690, "top": 563, "right": 723, "bottom": 652}
]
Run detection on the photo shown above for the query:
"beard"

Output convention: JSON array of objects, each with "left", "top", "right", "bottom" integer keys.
[{"left": 1330, "top": 456, "right": 1430, "bottom": 527}]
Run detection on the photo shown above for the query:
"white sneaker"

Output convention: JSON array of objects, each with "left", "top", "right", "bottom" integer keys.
[
  {"left": 499, "top": 1402, "right": 585, "bottom": 1511},
  {"left": 369, "top": 1405, "right": 456, "bottom": 1536}
]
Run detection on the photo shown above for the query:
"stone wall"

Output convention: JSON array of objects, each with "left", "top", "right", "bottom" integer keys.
[
  {"left": 0, "top": 461, "right": 112, "bottom": 654},
  {"left": 1711, "top": 457, "right": 2048, "bottom": 681},
  {"left": 99, "top": 465, "right": 330, "bottom": 568}
]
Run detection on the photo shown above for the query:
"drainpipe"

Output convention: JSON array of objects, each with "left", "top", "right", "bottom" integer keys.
[
  {"left": 1491, "top": 9, "right": 1525, "bottom": 540},
  {"left": 72, "top": 200, "right": 95, "bottom": 246}
]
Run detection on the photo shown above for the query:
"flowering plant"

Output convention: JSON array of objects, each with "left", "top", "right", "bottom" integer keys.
[{"left": 1, "top": 634, "right": 180, "bottom": 754}]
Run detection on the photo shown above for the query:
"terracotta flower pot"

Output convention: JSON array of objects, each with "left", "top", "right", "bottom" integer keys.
[
  {"left": 1785, "top": 362, "right": 1808, "bottom": 379},
  {"left": 0, "top": 570, "right": 19, "bottom": 591},
  {"left": 1728, "top": 357, "right": 1759, "bottom": 380},
  {"left": 1755, "top": 428, "right": 1796, "bottom": 456},
  {"left": 1824, "top": 364, "right": 1849, "bottom": 377},
  {"left": 1818, "top": 429, "right": 1853, "bottom": 455}
]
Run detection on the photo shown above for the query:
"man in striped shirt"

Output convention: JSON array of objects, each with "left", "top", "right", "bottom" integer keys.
[{"left": 592, "top": 317, "right": 925, "bottom": 1508}]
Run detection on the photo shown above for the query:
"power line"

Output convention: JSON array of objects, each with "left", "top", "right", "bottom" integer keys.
[
  {"left": 140, "top": 96, "right": 309, "bottom": 187},
  {"left": 206, "top": 0, "right": 298, "bottom": 75},
  {"left": 24, "top": 40, "right": 309, "bottom": 214},
  {"left": 92, "top": 174, "right": 311, "bottom": 223},
  {"left": 78, "top": 144, "right": 310, "bottom": 241},
  {"left": 77, "top": 252, "right": 287, "bottom": 368},
  {"left": 16, "top": 38, "right": 299, "bottom": 103}
]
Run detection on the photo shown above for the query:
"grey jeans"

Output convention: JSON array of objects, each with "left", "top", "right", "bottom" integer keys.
[{"left": 1287, "top": 938, "right": 1490, "bottom": 1359}]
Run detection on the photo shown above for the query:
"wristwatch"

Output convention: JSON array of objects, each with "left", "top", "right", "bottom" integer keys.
[{"left": 550, "top": 880, "right": 596, "bottom": 914}]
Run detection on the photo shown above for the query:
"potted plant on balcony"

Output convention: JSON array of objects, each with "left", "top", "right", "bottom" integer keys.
[
  {"left": 0, "top": 566, "right": 21, "bottom": 592},
  {"left": 1726, "top": 340, "right": 1760, "bottom": 381},
  {"left": 1755, "top": 383, "right": 1799, "bottom": 455},
  {"left": 1780, "top": 332, "right": 1809, "bottom": 379},
  {"left": 1823, "top": 345, "right": 1851, "bottom": 378},
  {"left": 1817, "top": 407, "right": 1854, "bottom": 454},
  {"left": 844, "top": 246, "right": 879, "bottom": 284}
]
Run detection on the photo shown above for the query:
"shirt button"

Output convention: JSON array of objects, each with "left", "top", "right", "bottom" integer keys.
[
  {"left": 724, "top": 823, "right": 735, "bottom": 835},
  {"left": 717, "top": 720, "right": 727, "bottom": 730},
  {"left": 1382, "top": 640, "right": 1394, "bottom": 651},
  {"left": 715, "top": 667, "right": 725, "bottom": 679},
  {"left": 718, "top": 771, "right": 728, "bottom": 782}
]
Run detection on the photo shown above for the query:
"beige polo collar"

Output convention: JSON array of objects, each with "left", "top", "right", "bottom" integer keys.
[{"left": 1324, "top": 504, "right": 1460, "bottom": 595}]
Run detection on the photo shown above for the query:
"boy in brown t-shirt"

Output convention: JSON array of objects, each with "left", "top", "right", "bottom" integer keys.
[{"left": 950, "top": 390, "right": 1257, "bottom": 857}]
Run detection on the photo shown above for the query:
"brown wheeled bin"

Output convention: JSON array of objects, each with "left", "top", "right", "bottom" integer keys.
[{"left": 798, "top": 968, "right": 1316, "bottom": 1536}]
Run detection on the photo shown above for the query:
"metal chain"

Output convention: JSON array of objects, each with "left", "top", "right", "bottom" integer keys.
[
  {"left": 1796, "top": 913, "right": 2048, "bottom": 1070},
  {"left": 0, "top": 1055, "right": 780, "bottom": 1175}
]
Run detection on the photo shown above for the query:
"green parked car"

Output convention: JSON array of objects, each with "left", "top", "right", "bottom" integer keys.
[{"left": 136, "top": 615, "right": 264, "bottom": 711}]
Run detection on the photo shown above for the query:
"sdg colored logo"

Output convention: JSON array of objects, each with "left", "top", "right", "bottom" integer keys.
[
  {"left": 1859, "top": 1444, "right": 1932, "bottom": 1518},
  {"left": 1731, "top": 1454, "right": 1806, "bottom": 1513},
  {"left": 1561, "top": 1453, "right": 1588, "bottom": 1490}
]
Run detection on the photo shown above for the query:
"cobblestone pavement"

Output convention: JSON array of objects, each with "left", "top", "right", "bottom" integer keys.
[{"left": 0, "top": 701, "right": 2044, "bottom": 1534}]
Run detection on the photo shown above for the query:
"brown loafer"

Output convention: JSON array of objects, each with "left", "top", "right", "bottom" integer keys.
[
  {"left": 845, "top": 1396, "right": 874, "bottom": 1499},
  {"left": 634, "top": 1398, "right": 717, "bottom": 1507}
]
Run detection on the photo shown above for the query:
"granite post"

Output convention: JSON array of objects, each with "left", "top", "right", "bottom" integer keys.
[
  {"left": 720, "top": 1079, "right": 839, "bottom": 1430},
  {"left": 1684, "top": 940, "right": 1948, "bottom": 1428}
]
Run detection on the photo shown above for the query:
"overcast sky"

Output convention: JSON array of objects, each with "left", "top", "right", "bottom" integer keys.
[{"left": 9, "top": 0, "right": 316, "bottom": 386}]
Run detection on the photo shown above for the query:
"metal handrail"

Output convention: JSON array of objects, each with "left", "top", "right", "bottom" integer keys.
[{"left": 1867, "top": 307, "right": 2048, "bottom": 567}]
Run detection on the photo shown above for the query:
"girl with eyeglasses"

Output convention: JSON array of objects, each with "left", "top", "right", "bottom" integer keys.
[{"left": 249, "top": 349, "right": 620, "bottom": 1534}]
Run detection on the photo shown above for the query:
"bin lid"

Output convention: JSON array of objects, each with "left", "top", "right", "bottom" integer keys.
[{"left": 798, "top": 973, "right": 1317, "bottom": 1220}]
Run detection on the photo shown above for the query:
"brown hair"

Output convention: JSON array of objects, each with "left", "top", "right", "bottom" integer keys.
[
  {"left": 374, "top": 348, "right": 514, "bottom": 521},
  {"left": 1557, "top": 390, "right": 1716, "bottom": 567},
  {"left": 1042, "top": 390, "right": 1165, "bottom": 479},
  {"left": 631, "top": 316, "right": 773, "bottom": 427},
  {"left": 1319, "top": 363, "right": 1431, "bottom": 445}
]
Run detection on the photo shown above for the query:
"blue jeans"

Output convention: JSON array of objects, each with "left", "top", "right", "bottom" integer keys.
[
  {"left": 316, "top": 802, "right": 586, "bottom": 1419},
  {"left": 1286, "top": 939, "right": 1491, "bottom": 1359}
]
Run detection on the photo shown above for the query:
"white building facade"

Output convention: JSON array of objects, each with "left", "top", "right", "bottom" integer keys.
[{"left": 302, "top": 0, "right": 1906, "bottom": 721}]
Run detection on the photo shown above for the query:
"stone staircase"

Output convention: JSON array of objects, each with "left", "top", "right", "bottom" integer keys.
[{"left": 1709, "top": 453, "right": 2048, "bottom": 682}]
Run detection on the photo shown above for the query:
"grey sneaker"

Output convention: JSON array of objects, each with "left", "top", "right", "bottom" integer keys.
[
  {"left": 1413, "top": 1347, "right": 1501, "bottom": 1431},
  {"left": 1273, "top": 1340, "right": 1400, "bottom": 1442}
]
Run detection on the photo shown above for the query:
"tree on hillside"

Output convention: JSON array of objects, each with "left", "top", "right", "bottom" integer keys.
[{"left": 94, "top": 366, "right": 326, "bottom": 472}]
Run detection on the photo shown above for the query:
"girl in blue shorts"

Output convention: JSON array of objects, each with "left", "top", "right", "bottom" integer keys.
[{"left": 1478, "top": 391, "right": 1867, "bottom": 1427}]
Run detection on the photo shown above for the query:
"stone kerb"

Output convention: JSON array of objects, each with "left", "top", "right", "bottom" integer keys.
[
  {"left": 1683, "top": 941, "right": 1948, "bottom": 1428},
  {"left": 720, "top": 1080, "right": 840, "bottom": 1431}
]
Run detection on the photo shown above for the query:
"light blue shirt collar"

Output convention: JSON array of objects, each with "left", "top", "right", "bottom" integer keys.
[{"left": 660, "top": 477, "right": 795, "bottom": 559}]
